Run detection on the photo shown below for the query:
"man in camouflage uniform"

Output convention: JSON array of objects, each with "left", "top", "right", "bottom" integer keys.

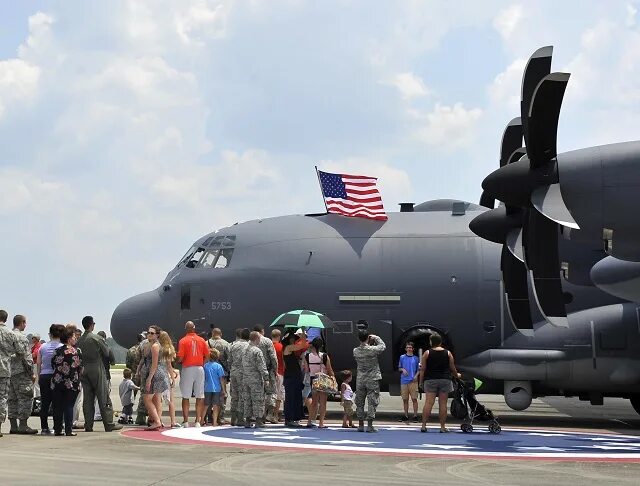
[
  {"left": 241, "top": 331, "right": 269, "bottom": 428},
  {"left": 353, "top": 330, "right": 386, "bottom": 433},
  {"left": 227, "top": 328, "right": 249, "bottom": 426},
  {"left": 208, "top": 327, "right": 230, "bottom": 424},
  {"left": 8, "top": 315, "right": 37, "bottom": 434},
  {"left": 254, "top": 324, "right": 278, "bottom": 423},
  {"left": 126, "top": 334, "right": 146, "bottom": 424},
  {"left": 0, "top": 309, "right": 23, "bottom": 437}
]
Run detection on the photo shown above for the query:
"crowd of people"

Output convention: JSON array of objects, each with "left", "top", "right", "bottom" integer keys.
[
  {"left": 1, "top": 309, "right": 463, "bottom": 437},
  {"left": 0, "top": 311, "right": 123, "bottom": 437}
]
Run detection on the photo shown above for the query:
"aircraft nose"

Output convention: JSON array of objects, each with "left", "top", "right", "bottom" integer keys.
[{"left": 110, "top": 290, "right": 163, "bottom": 347}]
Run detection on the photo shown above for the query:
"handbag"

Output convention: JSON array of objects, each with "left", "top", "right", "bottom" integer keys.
[{"left": 312, "top": 372, "right": 338, "bottom": 394}]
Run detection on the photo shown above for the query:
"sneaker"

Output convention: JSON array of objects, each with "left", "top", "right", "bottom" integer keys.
[
  {"left": 104, "top": 423, "right": 123, "bottom": 432},
  {"left": 399, "top": 415, "right": 409, "bottom": 422},
  {"left": 181, "top": 422, "right": 190, "bottom": 428},
  {"left": 40, "top": 429, "right": 53, "bottom": 436},
  {"left": 171, "top": 423, "right": 182, "bottom": 429},
  {"left": 412, "top": 416, "right": 420, "bottom": 423},
  {"left": 194, "top": 422, "right": 201, "bottom": 428}
]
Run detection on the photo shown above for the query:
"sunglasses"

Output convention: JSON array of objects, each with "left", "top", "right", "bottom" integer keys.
[{"left": 147, "top": 331, "right": 156, "bottom": 335}]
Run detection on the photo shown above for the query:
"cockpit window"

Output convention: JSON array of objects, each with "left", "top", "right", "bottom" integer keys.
[
  {"left": 195, "top": 248, "right": 234, "bottom": 269},
  {"left": 202, "top": 237, "right": 214, "bottom": 247},
  {"left": 185, "top": 247, "right": 205, "bottom": 268},
  {"left": 177, "top": 245, "right": 197, "bottom": 267},
  {"left": 214, "top": 249, "right": 233, "bottom": 268},
  {"left": 208, "top": 235, "right": 236, "bottom": 248}
]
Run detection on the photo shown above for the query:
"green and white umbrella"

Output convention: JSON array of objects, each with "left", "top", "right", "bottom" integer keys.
[{"left": 270, "top": 309, "right": 332, "bottom": 329}]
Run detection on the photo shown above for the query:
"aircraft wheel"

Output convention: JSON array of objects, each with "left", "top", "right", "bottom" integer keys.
[
  {"left": 461, "top": 422, "right": 473, "bottom": 433},
  {"left": 488, "top": 421, "right": 501, "bottom": 434},
  {"left": 630, "top": 396, "right": 640, "bottom": 415}
]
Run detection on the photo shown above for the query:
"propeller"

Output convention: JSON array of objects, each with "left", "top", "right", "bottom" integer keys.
[
  {"left": 481, "top": 46, "right": 572, "bottom": 327},
  {"left": 470, "top": 118, "right": 533, "bottom": 334}
]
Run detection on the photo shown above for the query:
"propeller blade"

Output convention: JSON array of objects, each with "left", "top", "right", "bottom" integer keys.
[
  {"left": 526, "top": 72, "right": 570, "bottom": 169},
  {"left": 500, "top": 117, "right": 523, "bottom": 167},
  {"left": 501, "top": 246, "right": 534, "bottom": 334},
  {"left": 469, "top": 206, "right": 520, "bottom": 244},
  {"left": 524, "top": 210, "right": 569, "bottom": 327},
  {"left": 521, "top": 46, "right": 553, "bottom": 147},
  {"left": 479, "top": 191, "right": 494, "bottom": 209},
  {"left": 531, "top": 183, "right": 579, "bottom": 229},
  {"left": 506, "top": 227, "right": 525, "bottom": 263}
]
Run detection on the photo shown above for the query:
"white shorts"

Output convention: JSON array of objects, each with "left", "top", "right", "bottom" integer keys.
[
  {"left": 179, "top": 366, "right": 205, "bottom": 399},
  {"left": 275, "top": 374, "right": 285, "bottom": 401}
]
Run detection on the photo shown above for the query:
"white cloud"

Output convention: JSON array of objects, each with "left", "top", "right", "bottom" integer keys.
[
  {"left": 413, "top": 103, "right": 483, "bottom": 151},
  {"left": 626, "top": 2, "right": 637, "bottom": 27},
  {"left": 176, "top": 0, "right": 231, "bottom": 45},
  {"left": 388, "top": 72, "right": 430, "bottom": 100},
  {"left": 0, "top": 59, "right": 40, "bottom": 118},
  {"left": 493, "top": 4, "right": 524, "bottom": 40},
  {"left": 488, "top": 58, "right": 526, "bottom": 111}
]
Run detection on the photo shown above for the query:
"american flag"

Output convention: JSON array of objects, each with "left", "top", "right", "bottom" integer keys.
[{"left": 317, "top": 170, "right": 388, "bottom": 221}]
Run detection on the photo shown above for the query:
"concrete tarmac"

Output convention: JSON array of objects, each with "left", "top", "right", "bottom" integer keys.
[{"left": 2, "top": 370, "right": 640, "bottom": 485}]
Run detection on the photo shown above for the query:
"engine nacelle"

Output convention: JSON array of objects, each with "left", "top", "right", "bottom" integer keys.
[{"left": 504, "top": 380, "right": 532, "bottom": 411}]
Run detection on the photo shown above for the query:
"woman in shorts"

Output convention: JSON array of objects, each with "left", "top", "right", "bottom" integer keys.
[
  {"left": 418, "top": 333, "right": 461, "bottom": 433},
  {"left": 302, "top": 337, "right": 334, "bottom": 429}
]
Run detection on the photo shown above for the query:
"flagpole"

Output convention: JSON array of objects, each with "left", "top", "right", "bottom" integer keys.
[{"left": 315, "top": 165, "right": 329, "bottom": 214}]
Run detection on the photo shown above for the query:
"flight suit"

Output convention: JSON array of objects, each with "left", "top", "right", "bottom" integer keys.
[
  {"left": 208, "top": 337, "right": 230, "bottom": 422},
  {"left": 8, "top": 327, "right": 34, "bottom": 423},
  {"left": 0, "top": 323, "right": 22, "bottom": 434},
  {"left": 241, "top": 344, "right": 269, "bottom": 424},
  {"left": 77, "top": 331, "right": 115, "bottom": 430},
  {"left": 228, "top": 339, "right": 248, "bottom": 424},
  {"left": 353, "top": 336, "right": 386, "bottom": 421},
  {"left": 257, "top": 334, "right": 278, "bottom": 416}
]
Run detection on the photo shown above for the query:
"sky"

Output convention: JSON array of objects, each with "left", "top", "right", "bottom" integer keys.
[{"left": 2, "top": 0, "right": 640, "bottom": 338}]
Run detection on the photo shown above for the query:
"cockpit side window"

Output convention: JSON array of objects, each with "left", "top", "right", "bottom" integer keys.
[{"left": 195, "top": 248, "right": 234, "bottom": 269}]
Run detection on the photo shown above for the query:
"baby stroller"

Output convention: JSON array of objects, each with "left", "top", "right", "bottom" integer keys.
[{"left": 450, "top": 377, "right": 500, "bottom": 434}]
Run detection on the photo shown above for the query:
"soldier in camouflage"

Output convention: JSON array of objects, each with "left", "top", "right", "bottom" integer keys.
[
  {"left": 126, "top": 334, "right": 147, "bottom": 424},
  {"left": 353, "top": 330, "right": 386, "bottom": 433},
  {"left": 228, "top": 328, "right": 249, "bottom": 426},
  {"left": 0, "top": 309, "right": 22, "bottom": 437},
  {"left": 207, "top": 327, "right": 230, "bottom": 424},
  {"left": 241, "top": 331, "right": 270, "bottom": 428},
  {"left": 8, "top": 315, "right": 37, "bottom": 434},
  {"left": 254, "top": 324, "right": 278, "bottom": 423}
]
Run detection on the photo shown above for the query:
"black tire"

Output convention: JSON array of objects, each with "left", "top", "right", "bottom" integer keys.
[
  {"left": 461, "top": 422, "right": 473, "bottom": 433},
  {"left": 488, "top": 421, "right": 501, "bottom": 434}
]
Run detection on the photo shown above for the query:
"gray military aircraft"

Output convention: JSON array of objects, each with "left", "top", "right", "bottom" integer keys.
[{"left": 111, "top": 46, "right": 640, "bottom": 415}]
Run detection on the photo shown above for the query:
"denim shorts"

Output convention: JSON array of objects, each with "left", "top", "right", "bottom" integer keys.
[{"left": 424, "top": 379, "right": 453, "bottom": 394}]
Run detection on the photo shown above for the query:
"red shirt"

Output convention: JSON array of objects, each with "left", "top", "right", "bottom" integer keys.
[
  {"left": 273, "top": 341, "right": 284, "bottom": 375},
  {"left": 177, "top": 333, "right": 209, "bottom": 368},
  {"left": 31, "top": 342, "right": 41, "bottom": 363},
  {"left": 294, "top": 339, "right": 309, "bottom": 358}
]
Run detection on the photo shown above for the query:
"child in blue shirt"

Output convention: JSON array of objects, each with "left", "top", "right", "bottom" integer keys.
[
  {"left": 398, "top": 342, "right": 420, "bottom": 422},
  {"left": 203, "top": 348, "right": 227, "bottom": 426}
]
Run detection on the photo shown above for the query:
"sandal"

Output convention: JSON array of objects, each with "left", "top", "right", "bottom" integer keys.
[
  {"left": 440, "top": 428, "right": 450, "bottom": 433},
  {"left": 421, "top": 427, "right": 427, "bottom": 433},
  {"left": 318, "top": 425, "right": 328, "bottom": 429},
  {"left": 145, "top": 424, "right": 162, "bottom": 431}
]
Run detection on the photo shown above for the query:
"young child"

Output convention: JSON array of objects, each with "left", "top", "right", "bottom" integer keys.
[
  {"left": 119, "top": 368, "right": 140, "bottom": 424},
  {"left": 340, "top": 370, "right": 355, "bottom": 428},
  {"left": 203, "top": 348, "right": 227, "bottom": 426}
]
